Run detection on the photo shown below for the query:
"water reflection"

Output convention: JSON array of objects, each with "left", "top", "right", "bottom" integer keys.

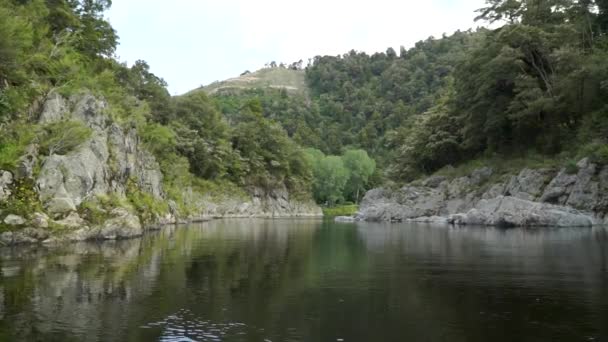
[{"left": 0, "top": 219, "right": 607, "bottom": 342}]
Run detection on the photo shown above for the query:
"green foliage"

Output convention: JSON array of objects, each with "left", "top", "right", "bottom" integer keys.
[
  {"left": 322, "top": 204, "right": 359, "bottom": 217},
  {"left": 39, "top": 120, "right": 92, "bottom": 156},
  {"left": 126, "top": 179, "right": 168, "bottom": 224},
  {"left": 342, "top": 149, "right": 376, "bottom": 203},
  {"left": 0, "top": 178, "right": 43, "bottom": 219},
  {"left": 78, "top": 193, "right": 125, "bottom": 225},
  {"left": 0, "top": 123, "right": 37, "bottom": 171},
  {"left": 564, "top": 160, "right": 580, "bottom": 175},
  {"left": 578, "top": 142, "right": 608, "bottom": 165},
  {"left": 305, "top": 148, "right": 377, "bottom": 205}
]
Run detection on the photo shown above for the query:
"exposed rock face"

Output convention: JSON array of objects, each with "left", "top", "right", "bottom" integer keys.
[
  {"left": 193, "top": 186, "right": 322, "bottom": 219},
  {"left": 36, "top": 93, "right": 164, "bottom": 215},
  {"left": 359, "top": 159, "right": 608, "bottom": 227},
  {"left": 450, "top": 196, "right": 595, "bottom": 227}
]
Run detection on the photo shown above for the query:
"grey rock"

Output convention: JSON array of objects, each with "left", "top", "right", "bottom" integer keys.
[
  {"left": 98, "top": 208, "right": 142, "bottom": 240},
  {"left": 15, "top": 144, "right": 38, "bottom": 179},
  {"left": 30, "top": 212, "right": 49, "bottom": 229},
  {"left": 54, "top": 212, "right": 86, "bottom": 229},
  {"left": 0, "top": 232, "right": 14, "bottom": 245},
  {"left": 482, "top": 183, "right": 506, "bottom": 200},
  {"left": 407, "top": 216, "right": 450, "bottom": 224},
  {"left": 565, "top": 159, "right": 599, "bottom": 211},
  {"left": 71, "top": 93, "right": 108, "bottom": 128},
  {"left": 4, "top": 214, "right": 26, "bottom": 226},
  {"left": 359, "top": 158, "right": 608, "bottom": 226},
  {"left": 470, "top": 167, "right": 493, "bottom": 185},
  {"left": 192, "top": 185, "right": 322, "bottom": 218},
  {"left": 423, "top": 175, "right": 447, "bottom": 188},
  {"left": 46, "top": 197, "right": 77, "bottom": 215},
  {"left": 39, "top": 92, "right": 69, "bottom": 123},
  {"left": 0, "top": 170, "right": 13, "bottom": 201},
  {"left": 456, "top": 196, "right": 594, "bottom": 227},
  {"left": 505, "top": 168, "right": 553, "bottom": 201},
  {"left": 335, "top": 216, "right": 356, "bottom": 222},
  {"left": 358, "top": 186, "right": 446, "bottom": 222},
  {"left": 36, "top": 93, "right": 165, "bottom": 214}
]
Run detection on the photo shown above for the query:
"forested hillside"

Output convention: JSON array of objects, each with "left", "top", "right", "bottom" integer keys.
[{"left": 301, "top": 0, "right": 608, "bottom": 181}]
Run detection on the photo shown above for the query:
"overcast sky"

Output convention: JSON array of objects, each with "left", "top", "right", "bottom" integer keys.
[{"left": 107, "top": 0, "right": 487, "bottom": 95}]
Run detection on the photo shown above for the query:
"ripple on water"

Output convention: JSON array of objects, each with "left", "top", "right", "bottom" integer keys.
[{"left": 142, "top": 308, "right": 253, "bottom": 342}]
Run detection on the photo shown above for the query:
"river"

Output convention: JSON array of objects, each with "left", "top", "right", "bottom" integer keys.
[{"left": 0, "top": 219, "right": 607, "bottom": 341}]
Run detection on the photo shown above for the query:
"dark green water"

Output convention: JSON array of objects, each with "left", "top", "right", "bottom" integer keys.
[{"left": 0, "top": 219, "right": 607, "bottom": 342}]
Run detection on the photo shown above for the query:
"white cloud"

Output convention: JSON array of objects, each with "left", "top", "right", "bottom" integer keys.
[{"left": 108, "top": 0, "right": 486, "bottom": 94}]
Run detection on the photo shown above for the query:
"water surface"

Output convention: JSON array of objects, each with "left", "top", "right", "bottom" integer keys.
[{"left": 0, "top": 219, "right": 607, "bottom": 341}]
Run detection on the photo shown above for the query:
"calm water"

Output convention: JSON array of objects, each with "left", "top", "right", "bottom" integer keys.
[{"left": 0, "top": 219, "right": 607, "bottom": 342}]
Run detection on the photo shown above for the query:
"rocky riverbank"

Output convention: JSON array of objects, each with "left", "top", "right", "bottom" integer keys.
[
  {"left": 357, "top": 159, "right": 608, "bottom": 227},
  {"left": 0, "top": 93, "right": 321, "bottom": 246}
]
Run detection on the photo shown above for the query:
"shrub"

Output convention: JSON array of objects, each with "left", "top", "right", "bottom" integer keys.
[
  {"left": 322, "top": 204, "right": 359, "bottom": 217},
  {"left": 78, "top": 194, "right": 126, "bottom": 225},
  {"left": 564, "top": 160, "right": 579, "bottom": 175},
  {"left": 39, "top": 120, "right": 92, "bottom": 156},
  {"left": 578, "top": 142, "right": 608, "bottom": 166},
  {"left": 0, "top": 124, "right": 37, "bottom": 171},
  {"left": 0, "top": 178, "right": 43, "bottom": 219},
  {"left": 126, "top": 179, "right": 168, "bottom": 224}
]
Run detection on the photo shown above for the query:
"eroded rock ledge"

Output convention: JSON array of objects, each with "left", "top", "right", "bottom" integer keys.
[{"left": 357, "top": 159, "right": 608, "bottom": 227}]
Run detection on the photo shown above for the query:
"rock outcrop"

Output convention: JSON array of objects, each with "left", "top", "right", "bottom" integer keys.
[
  {"left": 36, "top": 93, "right": 164, "bottom": 216},
  {"left": 191, "top": 185, "right": 322, "bottom": 219},
  {"left": 358, "top": 159, "right": 608, "bottom": 227},
  {"left": 0, "top": 92, "right": 322, "bottom": 246}
]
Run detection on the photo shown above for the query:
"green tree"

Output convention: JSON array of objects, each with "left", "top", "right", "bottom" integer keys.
[
  {"left": 313, "top": 156, "right": 349, "bottom": 206},
  {"left": 342, "top": 149, "right": 376, "bottom": 203}
]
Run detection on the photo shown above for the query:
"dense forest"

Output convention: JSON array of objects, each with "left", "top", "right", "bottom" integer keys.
[{"left": 1, "top": 0, "right": 608, "bottom": 210}]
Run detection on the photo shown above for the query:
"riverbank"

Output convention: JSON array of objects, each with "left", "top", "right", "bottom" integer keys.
[{"left": 357, "top": 158, "right": 608, "bottom": 227}]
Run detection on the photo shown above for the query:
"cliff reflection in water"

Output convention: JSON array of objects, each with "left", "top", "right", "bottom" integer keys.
[{"left": 0, "top": 219, "right": 607, "bottom": 342}]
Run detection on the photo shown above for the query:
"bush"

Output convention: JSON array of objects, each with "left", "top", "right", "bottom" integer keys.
[
  {"left": 578, "top": 142, "right": 608, "bottom": 166},
  {"left": 0, "top": 178, "right": 43, "bottom": 219},
  {"left": 78, "top": 194, "right": 126, "bottom": 225},
  {"left": 39, "top": 121, "right": 92, "bottom": 156},
  {"left": 564, "top": 160, "right": 580, "bottom": 175},
  {"left": 0, "top": 124, "right": 37, "bottom": 171},
  {"left": 323, "top": 204, "right": 359, "bottom": 217},
  {"left": 126, "top": 179, "right": 168, "bottom": 224}
]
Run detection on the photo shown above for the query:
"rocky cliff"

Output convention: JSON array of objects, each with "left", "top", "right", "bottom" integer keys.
[
  {"left": 358, "top": 159, "right": 608, "bottom": 227},
  {"left": 0, "top": 93, "right": 321, "bottom": 245}
]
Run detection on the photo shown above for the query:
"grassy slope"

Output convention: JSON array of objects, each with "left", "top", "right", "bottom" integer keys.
[{"left": 190, "top": 68, "right": 307, "bottom": 95}]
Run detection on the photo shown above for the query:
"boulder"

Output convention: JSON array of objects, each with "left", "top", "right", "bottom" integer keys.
[
  {"left": 0, "top": 170, "right": 14, "bottom": 201},
  {"left": 30, "top": 212, "right": 49, "bottom": 229},
  {"left": 54, "top": 212, "right": 86, "bottom": 229},
  {"left": 98, "top": 208, "right": 142, "bottom": 240},
  {"left": 4, "top": 214, "right": 26, "bottom": 226},
  {"left": 15, "top": 144, "right": 39, "bottom": 179}
]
